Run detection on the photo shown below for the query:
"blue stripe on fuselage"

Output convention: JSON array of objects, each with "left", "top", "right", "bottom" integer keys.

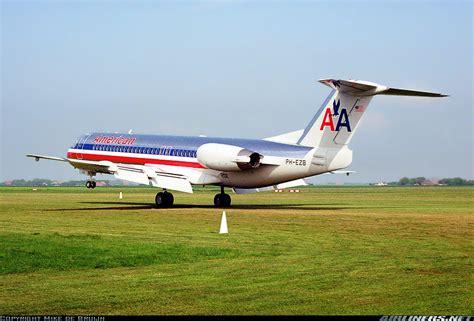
[{"left": 76, "top": 133, "right": 312, "bottom": 158}]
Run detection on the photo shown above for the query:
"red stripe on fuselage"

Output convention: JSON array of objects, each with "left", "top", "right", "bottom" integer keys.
[{"left": 67, "top": 152, "right": 206, "bottom": 169}]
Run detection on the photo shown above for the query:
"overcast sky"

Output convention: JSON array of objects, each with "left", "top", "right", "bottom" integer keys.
[{"left": 1, "top": 1, "right": 472, "bottom": 183}]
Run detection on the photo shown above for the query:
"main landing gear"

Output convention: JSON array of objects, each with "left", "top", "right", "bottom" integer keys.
[
  {"left": 153, "top": 187, "right": 231, "bottom": 208},
  {"left": 85, "top": 180, "right": 96, "bottom": 189},
  {"left": 214, "top": 186, "right": 231, "bottom": 208},
  {"left": 155, "top": 190, "right": 174, "bottom": 208}
]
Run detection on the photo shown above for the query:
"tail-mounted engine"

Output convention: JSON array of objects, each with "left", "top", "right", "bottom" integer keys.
[{"left": 197, "top": 143, "right": 262, "bottom": 171}]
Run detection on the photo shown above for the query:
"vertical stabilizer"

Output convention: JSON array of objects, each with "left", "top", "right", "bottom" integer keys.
[{"left": 297, "top": 79, "right": 447, "bottom": 148}]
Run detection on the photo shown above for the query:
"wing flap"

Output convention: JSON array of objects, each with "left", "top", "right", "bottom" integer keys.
[
  {"left": 114, "top": 170, "right": 150, "bottom": 185},
  {"left": 149, "top": 173, "right": 193, "bottom": 193}
]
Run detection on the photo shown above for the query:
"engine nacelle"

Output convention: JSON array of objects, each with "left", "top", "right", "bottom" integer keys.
[{"left": 197, "top": 143, "right": 262, "bottom": 171}]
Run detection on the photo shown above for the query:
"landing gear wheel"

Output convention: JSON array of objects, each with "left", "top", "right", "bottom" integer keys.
[
  {"left": 86, "top": 180, "right": 96, "bottom": 189},
  {"left": 222, "top": 193, "right": 231, "bottom": 207},
  {"left": 155, "top": 192, "right": 166, "bottom": 207},
  {"left": 155, "top": 191, "right": 174, "bottom": 208},
  {"left": 214, "top": 193, "right": 231, "bottom": 207},
  {"left": 164, "top": 192, "right": 174, "bottom": 207}
]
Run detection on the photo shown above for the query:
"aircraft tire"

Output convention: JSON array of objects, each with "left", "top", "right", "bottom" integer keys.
[
  {"left": 214, "top": 193, "right": 231, "bottom": 208},
  {"left": 156, "top": 191, "right": 174, "bottom": 208},
  {"left": 86, "top": 181, "right": 91, "bottom": 189},
  {"left": 91, "top": 181, "right": 96, "bottom": 189},
  {"left": 164, "top": 192, "right": 174, "bottom": 207},
  {"left": 222, "top": 193, "right": 231, "bottom": 207},
  {"left": 155, "top": 192, "right": 166, "bottom": 207}
]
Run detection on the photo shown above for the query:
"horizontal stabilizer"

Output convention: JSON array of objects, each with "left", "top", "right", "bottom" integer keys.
[
  {"left": 379, "top": 87, "right": 448, "bottom": 97},
  {"left": 318, "top": 79, "right": 447, "bottom": 97}
]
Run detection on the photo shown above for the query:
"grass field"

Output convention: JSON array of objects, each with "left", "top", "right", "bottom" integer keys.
[{"left": 0, "top": 186, "right": 472, "bottom": 315}]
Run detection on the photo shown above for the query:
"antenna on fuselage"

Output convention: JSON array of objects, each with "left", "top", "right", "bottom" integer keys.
[{"left": 128, "top": 129, "right": 133, "bottom": 134}]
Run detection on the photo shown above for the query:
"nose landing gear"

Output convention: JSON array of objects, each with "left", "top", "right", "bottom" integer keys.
[
  {"left": 86, "top": 180, "right": 96, "bottom": 189},
  {"left": 214, "top": 186, "right": 231, "bottom": 207}
]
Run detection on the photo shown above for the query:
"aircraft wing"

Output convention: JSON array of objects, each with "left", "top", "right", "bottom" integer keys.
[
  {"left": 69, "top": 159, "right": 193, "bottom": 193},
  {"left": 233, "top": 178, "right": 307, "bottom": 194},
  {"left": 27, "top": 155, "right": 193, "bottom": 193},
  {"left": 27, "top": 154, "right": 68, "bottom": 162},
  {"left": 322, "top": 170, "right": 356, "bottom": 176}
]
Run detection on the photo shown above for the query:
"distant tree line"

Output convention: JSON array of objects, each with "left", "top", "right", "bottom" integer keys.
[
  {"left": 396, "top": 177, "right": 474, "bottom": 186},
  {"left": 1, "top": 177, "right": 473, "bottom": 187},
  {"left": 0, "top": 179, "right": 135, "bottom": 187}
]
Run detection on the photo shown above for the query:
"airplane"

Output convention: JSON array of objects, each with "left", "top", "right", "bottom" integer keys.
[{"left": 27, "top": 78, "right": 447, "bottom": 207}]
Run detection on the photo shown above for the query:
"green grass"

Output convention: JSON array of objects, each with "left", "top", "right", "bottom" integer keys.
[
  {"left": 0, "top": 232, "right": 238, "bottom": 274},
  {"left": 0, "top": 186, "right": 472, "bottom": 315}
]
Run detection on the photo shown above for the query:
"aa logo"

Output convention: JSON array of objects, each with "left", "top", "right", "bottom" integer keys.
[{"left": 319, "top": 99, "right": 352, "bottom": 132}]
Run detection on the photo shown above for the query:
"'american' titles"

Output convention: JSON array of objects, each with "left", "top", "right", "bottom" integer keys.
[{"left": 93, "top": 136, "right": 136, "bottom": 145}]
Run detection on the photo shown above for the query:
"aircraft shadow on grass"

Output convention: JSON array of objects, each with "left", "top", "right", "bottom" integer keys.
[{"left": 42, "top": 201, "right": 374, "bottom": 212}]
